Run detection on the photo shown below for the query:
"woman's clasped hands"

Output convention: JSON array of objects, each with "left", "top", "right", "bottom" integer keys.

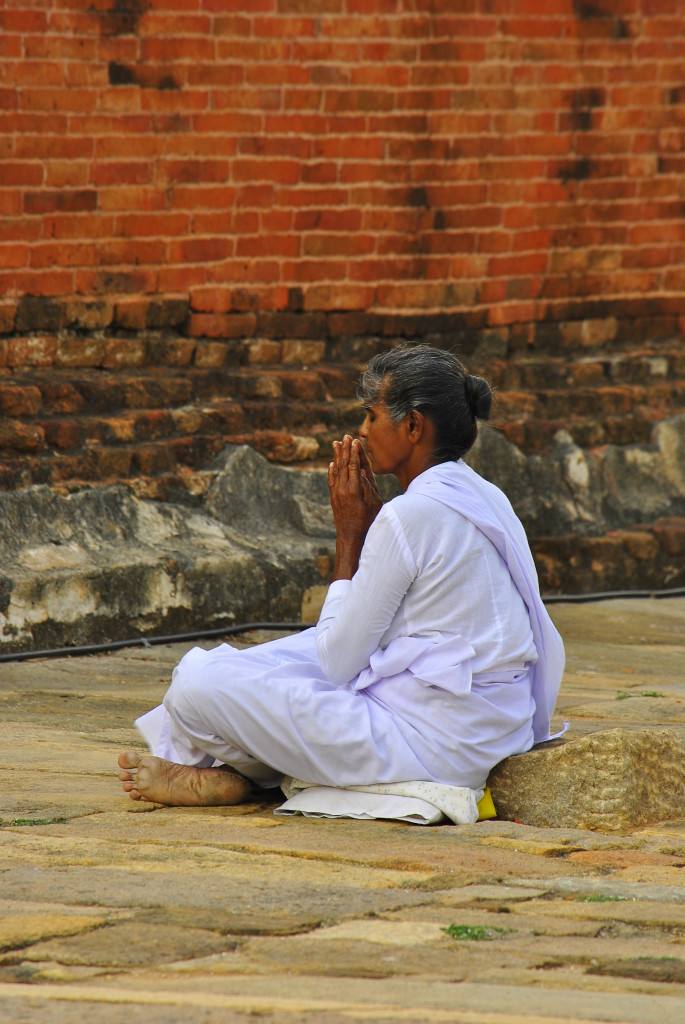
[{"left": 328, "top": 434, "right": 382, "bottom": 580}]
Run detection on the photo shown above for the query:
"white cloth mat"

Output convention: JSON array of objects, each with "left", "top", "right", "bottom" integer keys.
[{"left": 276, "top": 778, "right": 484, "bottom": 826}]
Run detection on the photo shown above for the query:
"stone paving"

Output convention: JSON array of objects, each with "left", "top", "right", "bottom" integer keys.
[{"left": 0, "top": 598, "right": 684, "bottom": 1023}]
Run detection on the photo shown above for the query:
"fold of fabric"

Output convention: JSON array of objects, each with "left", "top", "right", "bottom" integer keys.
[
  {"left": 352, "top": 633, "right": 477, "bottom": 696},
  {"left": 276, "top": 777, "right": 486, "bottom": 826}
]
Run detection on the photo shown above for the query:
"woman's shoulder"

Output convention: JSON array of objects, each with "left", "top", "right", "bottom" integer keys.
[{"left": 385, "top": 473, "right": 469, "bottom": 527}]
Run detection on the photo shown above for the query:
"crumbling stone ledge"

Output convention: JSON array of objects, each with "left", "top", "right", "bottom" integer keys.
[{"left": 487, "top": 728, "right": 685, "bottom": 832}]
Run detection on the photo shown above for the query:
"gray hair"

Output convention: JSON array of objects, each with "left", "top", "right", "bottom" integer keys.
[{"left": 358, "top": 345, "right": 492, "bottom": 462}]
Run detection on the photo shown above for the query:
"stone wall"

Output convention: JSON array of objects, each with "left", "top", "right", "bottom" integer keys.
[{"left": 2, "top": 1, "right": 685, "bottom": 593}]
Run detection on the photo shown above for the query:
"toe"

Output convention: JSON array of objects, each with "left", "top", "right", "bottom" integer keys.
[{"left": 118, "top": 750, "right": 140, "bottom": 770}]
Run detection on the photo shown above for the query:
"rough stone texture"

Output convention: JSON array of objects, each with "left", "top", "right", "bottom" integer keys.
[
  {"left": 0, "top": 446, "right": 337, "bottom": 653},
  {"left": 487, "top": 728, "right": 685, "bottom": 832},
  {"left": 469, "top": 414, "right": 685, "bottom": 539}
]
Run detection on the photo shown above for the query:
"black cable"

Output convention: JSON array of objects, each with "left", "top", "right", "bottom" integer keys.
[
  {"left": 543, "top": 586, "right": 685, "bottom": 604},
  {"left": 0, "top": 622, "right": 310, "bottom": 664},
  {"left": 1, "top": 587, "right": 683, "bottom": 664}
]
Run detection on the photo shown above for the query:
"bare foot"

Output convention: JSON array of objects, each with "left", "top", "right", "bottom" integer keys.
[{"left": 117, "top": 750, "right": 252, "bottom": 806}]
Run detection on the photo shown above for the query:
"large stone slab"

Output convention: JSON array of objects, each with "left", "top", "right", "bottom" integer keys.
[
  {"left": 0, "top": 445, "right": 336, "bottom": 653},
  {"left": 487, "top": 728, "right": 685, "bottom": 832}
]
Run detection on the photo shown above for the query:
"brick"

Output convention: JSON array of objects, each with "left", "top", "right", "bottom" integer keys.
[
  {"left": 189, "top": 287, "right": 234, "bottom": 314},
  {"left": 168, "top": 238, "right": 232, "bottom": 263},
  {"left": 7, "top": 337, "right": 56, "bottom": 368},
  {"left": 0, "top": 301, "right": 17, "bottom": 333},
  {"left": 54, "top": 337, "right": 105, "bottom": 369},
  {"left": 651, "top": 518, "right": 685, "bottom": 557},
  {"left": 23, "top": 189, "right": 98, "bottom": 215},
  {"left": 89, "top": 446, "right": 133, "bottom": 480},
  {"left": 0, "top": 418, "right": 45, "bottom": 453},
  {"left": 280, "top": 371, "right": 326, "bottom": 401},
  {"left": 170, "top": 434, "right": 225, "bottom": 467},
  {"left": 146, "top": 337, "right": 196, "bottom": 367},
  {"left": 30, "top": 241, "right": 100, "bottom": 269},
  {"left": 93, "top": 416, "right": 136, "bottom": 445},
  {"left": 0, "top": 243, "right": 30, "bottom": 269},
  {"left": 42, "top": 420, "right": 83, "bottom": 450},
  {"left": 0, "top": 385, "right": 42, "bottom": 417},
  {"left": 194, "top": 341, "right": 231, "bottom": 368},
  {"left": 188, "top": 313, "right": 257, "bottom": 339},
  {"left": 103, "top": 339, "right": 147, "bottom": 369},
  {"left": 303, "top": 285, "right": 375, "bottom": 311},
  {"left": 281, "top": 340, "right": 326, "bottom": 364},
  {"left": 39, "top": 382, "right": 84, "bottom": 416},
  {"left": 131, "top": 444, "right": 177, "bottom": 476},
  {"left": 244, "top": 339, "right": 282, "bottom": 364}
]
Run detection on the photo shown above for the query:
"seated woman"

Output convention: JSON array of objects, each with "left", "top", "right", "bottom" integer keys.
[{"left": 118, "top": 345, "right": 564, "bottom": 808}]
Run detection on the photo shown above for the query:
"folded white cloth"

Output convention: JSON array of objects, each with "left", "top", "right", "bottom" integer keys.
[{"left": 275, "top": 778, "right": 485, "bottom": 826}]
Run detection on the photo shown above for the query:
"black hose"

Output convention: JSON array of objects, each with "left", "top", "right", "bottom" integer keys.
[
  {"left": 543, "top": 586, "right": 685, "bottom": 604},
  {"left": 1, "top": 587, "right": 684, "bottom": 664},
  {"left": 0, "top": 622, "right": 309, "bottom": 664}
]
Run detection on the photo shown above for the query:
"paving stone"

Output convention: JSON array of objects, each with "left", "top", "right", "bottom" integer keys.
[
  {"left": 0, "top": 915, "right": 111, "bottom": 953},
  {"left": 487, "top": 727, "right": 685, "bottom": 831},
  {"left": 588, "top": 958, "right": 685, "bottom": 983},
  {"left": 18, "top": 921, "right": 238, "bottom": 969}
]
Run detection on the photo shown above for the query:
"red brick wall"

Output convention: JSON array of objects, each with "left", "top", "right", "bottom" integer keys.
[
  {"left": 3, "top": 0, "right": 685, "bottom": 322},
  {"left": 1, "top": 0, "right": 684, "bottom": 496}
]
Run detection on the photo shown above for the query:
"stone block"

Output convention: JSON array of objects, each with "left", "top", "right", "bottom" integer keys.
[
  {"left": 55, "top": 336, "right": 106, "bottom": 368},
  {"left": 651, "top": 517, "right": 685, "bottom": 557},
  {"left": 7, "top": 336, "right": 56, "bottom": 368},
  {"left": 0, "top": 384, "right": 42, "bottom": 417},
  {"left": 194, "top": 341, "right": 230, "bottom": 368},
  {"left": 0, "top": 418, "right": 45, "bottom": 453},
  {"left": 42, "top": 420, "right": 83, "bottom": 450},
  {"left": 487, "top": 728, "right": 685, "bottom": 832},
  {"left": 103, "top": 338, "right": 146, "bottom": 369},
  {"left": 281, "top": 340, "right": 326, "bottom": 364}
]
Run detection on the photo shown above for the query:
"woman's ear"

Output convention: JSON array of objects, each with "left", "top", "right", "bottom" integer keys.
[{"left": 406, "top": 409, "right": 424, "bottom": 442}]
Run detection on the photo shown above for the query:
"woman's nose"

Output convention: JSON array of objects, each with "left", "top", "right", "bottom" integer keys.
[{"left": 359, "top": 415, "right": 369, "bottom": 438}]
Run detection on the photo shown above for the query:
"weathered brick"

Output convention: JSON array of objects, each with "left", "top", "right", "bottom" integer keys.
[
  {"left": 245, "top": 339, "right": 282, "bottom": 364},
  {"left": 0, "top": 301, "right": 17, "bottom": 333},
  {"left": 281, "top": 340, "right": 326, "bottom": 364},
  {"left": 39, "top": 381, "right": 84, "bottom": 415},
  {"left": 0, "top": 385, "right": 42, "bottom": 417},
  {"left": 243, "top": 372, "right": 283, "bottom": 399},
  {"left": 194, "top": 341, "right": 231, "bottom": 368},
  {"left": 62, "top": 299, "right": 114, "bottom": 330},
  {"left": 55, "top": 336, "right": 106, "bottom": 368},
  {"left": 8, "top": 337, "right": 56, "bottom": 368},
  {"left": 103, "top": 338, "right": 147, "bottom": 369},
  {"left": 88, "top": 446, "right": 133, "bottom": 479},
  {"left": 0, "top": 418, "right": 45, "bottom": 453},
  {"left": 188, "top": 312, "right": 257, "bottom": 340},
  {"left": 170, "top": 434, "right": 225, "bottom": 466},
  {"left": 93, "top": 416, "right": 136, "bottom": 445},
  {"left": 131, "top": 444, "right": 177, "bottom": 476},
  {"left": 42, "top": 420, "right": 83, "bottom": 450},
  {"left": 651, "top": 518, "right": 685, "bottom": 557},
  {"left": 146, "top": 337, "right": 196, "bottom": 367}
]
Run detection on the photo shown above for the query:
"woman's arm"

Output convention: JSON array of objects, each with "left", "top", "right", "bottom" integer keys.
[{"left": 316, "top": 499, "right": 418, "bottom": 686}]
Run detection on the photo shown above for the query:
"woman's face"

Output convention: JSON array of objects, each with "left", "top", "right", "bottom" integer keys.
[{"left": 358, "top": 399, "right": 410, "bottom": 477}]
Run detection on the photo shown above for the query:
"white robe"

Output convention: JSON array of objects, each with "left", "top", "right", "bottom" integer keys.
[{"left": 136, "top": 461, "right": 564, "bottom": 793}]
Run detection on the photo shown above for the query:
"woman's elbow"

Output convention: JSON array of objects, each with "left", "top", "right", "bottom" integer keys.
[{"left": 315, "top": 637, "right": 355, "bottom": 687}]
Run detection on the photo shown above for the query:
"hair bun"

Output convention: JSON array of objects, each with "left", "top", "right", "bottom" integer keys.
[{"left": 464, "top": 374, "right": 492, "bottom": 421}]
